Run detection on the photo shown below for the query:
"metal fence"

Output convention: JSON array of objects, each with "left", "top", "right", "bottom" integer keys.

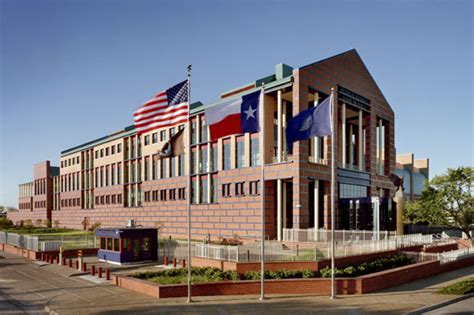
[
  {"left": 282, "top": 228, "right": 396, "bottom": 243},
  {"left": 0, "top": 231, "right": 97, "bottom": 252},
  {"left": 158, "top": 233, "right": 438, "bottom": 263}
]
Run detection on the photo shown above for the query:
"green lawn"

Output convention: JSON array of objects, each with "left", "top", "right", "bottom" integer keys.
[
  {"left": 0, "top": 227, "right": 92, "bottom": 236},
  {"left": 439, "top": 278, "right": 474, "bottom": 295}
]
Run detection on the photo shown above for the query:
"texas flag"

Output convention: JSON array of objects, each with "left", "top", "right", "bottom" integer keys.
[{"left": 205, "top": 90, "right": 261, "bottom": 141}]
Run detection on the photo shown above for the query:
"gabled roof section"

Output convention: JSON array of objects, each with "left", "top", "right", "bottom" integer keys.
[{"left": 300, "top": 49, "right": 393, "bottom": 113}]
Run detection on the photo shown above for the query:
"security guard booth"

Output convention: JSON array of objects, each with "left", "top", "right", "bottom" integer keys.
[{"left": 96, "top": 228, "right": 158, "bottom": 264}]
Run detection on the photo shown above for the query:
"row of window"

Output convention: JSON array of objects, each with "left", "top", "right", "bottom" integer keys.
[
  {"left": 222, "top": 180, "right": 260, "bottom": 197},
  {"left": 34, "top": 201, "right": 46, "bottom": 208},
  {"left": 61, "top": 198, "right": 81, "bottom": 208},
  {"left": 95, "top": 163, "right": 122, "bottom": 188},
  {"left": 60, "top": 173, "right": 81, "bottom": 192},
  {"left": 143, "top": 188, "right": 186, "bottom": 202},
  {"left": 61, "top": 156, "right": 80, "bottom": 168},
  {"left": 19, "top": 202, "right": 31, "bottom": 210},
  {"left": 34, "top": 179, "right": 47, "bottom": 195},
  {"left": 95, "top": 194, "right": 123, "bottom": 205},
  {"left": 143, "top": 125, "right": 184, "bottom": 146},
  {"left": 99, "top": 237, "right": 151, "bottom": 252},
  {"left": 95, "top": 143, "right": 122, "bottom": 160}
]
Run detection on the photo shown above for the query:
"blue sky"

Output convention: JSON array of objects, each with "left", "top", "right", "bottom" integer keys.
[{"left": 1, "top": 0, "right": 472, "bottom": 207}]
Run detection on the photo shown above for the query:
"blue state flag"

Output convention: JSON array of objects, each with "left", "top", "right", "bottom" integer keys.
[
  {"left": 240, "top": 90, "right": 261, "bottom": 134},
  {"left": 286, "top": 95, "right": 333, "bottom": 150}
]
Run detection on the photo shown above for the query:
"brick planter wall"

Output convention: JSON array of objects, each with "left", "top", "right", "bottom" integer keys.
[
  {"left": 423, "top": 243, "right": 458, "bottom": 253},
  {"left": 0, "top": 242, "right": 98, "bottom": 260},
  {"left": 116, "top": 255, "right": 474, "bottom": 299}
]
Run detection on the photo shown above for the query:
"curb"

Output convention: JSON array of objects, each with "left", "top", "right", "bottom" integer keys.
[{"left": 405, "top": 293, "right": 474, "bottom": 314}]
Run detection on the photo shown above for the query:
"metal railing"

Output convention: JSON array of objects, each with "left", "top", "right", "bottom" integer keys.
[
  {"left": 0, "top": 231, "right": 97, "bottom": 252},
  {"left": 438, "top": 248, "right": 474, "bottom": 264},
  {"left": 282, "top": 228, "right": 396, "bottom": 243}
]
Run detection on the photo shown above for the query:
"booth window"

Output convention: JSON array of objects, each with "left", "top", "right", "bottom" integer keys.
[
  {"left": 123, "top": 238, "right": 130, "bottom": 251},
  {"left": 107, "top": 238, "right": 113, "bottom": 250},
  {"left": 114, "top": 238, "right": 120, "bottom": 251},
  {"left": 143, "top": 238, "right": 150, "bottom": 251},
  {"left": 100, "top": 237, "right": 106, "bottom": 249}
]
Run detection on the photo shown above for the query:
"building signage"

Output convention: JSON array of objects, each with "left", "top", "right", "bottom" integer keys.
[{"left": 338, "top": 86, "right": 370, "bottom": 111}]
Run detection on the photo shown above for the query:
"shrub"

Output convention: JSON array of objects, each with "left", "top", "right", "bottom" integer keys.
[
  {"left": 53, "top": 220, "right": 60, "bottom": 228},
  {"left": 439, "top": 278, "right": 474, "bottom": 295},
  {"left": 0, "top": 217, "right": 13, "bottom": 228},
  {"left": 319, "top": 254, "right": 413, "bottom": 278},
  {"left": 36, "top": 219, "right": 43, "bottom": 227},
  {"left": 23, "top": 219, "right": 33, "bottom": 228},
  {"left": 90, "top": 222, "right": 101, "bottom": 231}
]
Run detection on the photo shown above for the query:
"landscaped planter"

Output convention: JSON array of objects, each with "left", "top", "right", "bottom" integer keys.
[{"left": 114, "top": 255, "right": 474, "bottom": 299}]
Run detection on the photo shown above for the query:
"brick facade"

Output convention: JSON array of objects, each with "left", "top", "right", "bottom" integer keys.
[{"left": 10, "top": 49, "right": 397, "bottom": 239}]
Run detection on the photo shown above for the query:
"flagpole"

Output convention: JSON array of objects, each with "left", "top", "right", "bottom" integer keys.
[
  {"left": 259, "top": 85, "right": 266, "bottom": 301},
  {"left": 330, "top": 87, "right": 336, "bottom": 300},
  {"left": 186, "top": 64, "right": 193, "bottom": 303}
]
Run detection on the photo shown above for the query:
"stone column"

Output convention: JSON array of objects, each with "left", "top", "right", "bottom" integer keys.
[
  {"left": 277, "top": 90, "right": 283, "bottom": 163},
  {"left": 277, "top": 179, "right": 283, "bottom": 240},
  {"left": 358, "top": 110, "right": 363, "bottom": 171},
  {"left": 341, "top": 103, "right": 346, "bottom": 168}
]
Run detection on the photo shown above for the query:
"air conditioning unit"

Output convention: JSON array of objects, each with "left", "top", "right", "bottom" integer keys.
[{"left": 126, "top": 219, "right": 136, "bottom": 228}]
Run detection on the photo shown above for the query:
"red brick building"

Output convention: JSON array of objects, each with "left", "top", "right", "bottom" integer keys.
[{"left": 9, "top": 49, "right": 396, "bottom": 240}]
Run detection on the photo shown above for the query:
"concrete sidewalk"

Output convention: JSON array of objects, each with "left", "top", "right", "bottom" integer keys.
[{"left": 1, "top": 251, "right": 473, "bottom": 314}]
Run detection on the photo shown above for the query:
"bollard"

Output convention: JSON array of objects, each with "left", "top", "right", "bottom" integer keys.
[
  {"left": 56, "top": 256, "right": 59, "bottom": 264},
  {"left": 247, "top": 250, "right": 250, "bottom": 262},
  {"left": 91, "top": 265, "right": 96, "bottom": 276},
  {"left": 75, "top": 260, "right": 79, "bottom": 270},
  {"left": 98, "top": 266, "right": 103, "bottom": 278},
  {"left": 82, "top": 262, "right": 87, "bottom": 272},
  {"left": 106, "top": 268, "right": 110, "bottom": 281},
  {"left": 182, "top": 259, "right": 186, "bottom": 268},
  {"left": 69, "top": 259, "right": 73, "bottom": 268},
  {"left": 41, "top": 253, "right": 44, "bottom": 261},
  {"left": 45, "top": 254, "right": 48, "bottom": 262},
  {"left": 50, "top": 256, "right": 54, "bottom": 264},
  {"left": 164, "top": 256, "right": 169, "bottom": 266},
  {"left": 173, "top": 258, "right": 177, "bottom": 267},
  {"left": 62, "top": 257, "right": 66, "bottom": 266}
]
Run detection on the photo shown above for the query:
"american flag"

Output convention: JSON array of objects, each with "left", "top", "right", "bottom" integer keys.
[{"left": 134, "top": 80, "right": 189, "bottom": 134}]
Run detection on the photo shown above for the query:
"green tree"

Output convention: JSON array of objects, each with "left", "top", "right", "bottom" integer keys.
[{"left": 406, "top": 166, "right": 473, "bottom": 238}]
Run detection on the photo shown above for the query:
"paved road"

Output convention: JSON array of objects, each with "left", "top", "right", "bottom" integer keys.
[
  {"left": 1, "top": 252, "right": 473, "bottom": 314},
  {"left": 424, "top": 297, "right": 474, "bottom": 314}
]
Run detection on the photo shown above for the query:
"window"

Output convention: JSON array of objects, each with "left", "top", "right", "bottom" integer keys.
[
  {"left": 144, "top": 157, "right": 150, "bottom": 181},
  {"left": 170, "top": 127, "right": 175, "bottom": 137},
  {"left": 235, "top": 182, "right": 245, "bottom": 196},
  {"left": 249, "top": 180, "right": 259, "bottom": 195},
  {"left": 100, "top": 149, "right": 104, "bottom": 158},
  {"left": 200, "top": 176, "right": 208, "bottom": 203},
  {"left": 152, "top": 190, "right": 158, "bottom": 202},
  {"left": 152, "top": 132, "right": 158, "bottom": 144},
  {"left": 199, "top": 146, "right": 208, "bottom": 173},
  {"left": 223, "top": 140, "right": 231, "bottom": 170},
  {"left": 117, "top": 143, "right": 122, "bottom": 153},
  {"left": 169, "top": 188, "right": 176, "bottom": 200},
  {"left": 179, "top": 154, "right": 185, "bottom": 176},
  {"left": 76, "top": 156, "right": 80, "bottom": 164},
  {"left": 178, "top": 188, "right": 186, "bottom": 200},
  {"left": 191, "top": 121, "right": 197, "bottom": 145},
  {"left": 100, "top": 167, "right": 104, "bottom": 187},
  {"left": 200, "top": 119, "right": 208, "bottom": 143},
  {"left": 211, "top": 143, "right": 218, "bottom": 172},
  {"left": 105, "top": 165, "right": 109, "bottom": 186},
  {"left": 160, "top": 130, "right": 167, "bottom": 142},
  {"left": 170, "top": 157, "right": 176, "bottom": 178},
  {"left": 113, "top": 238, "right": 119, "bottom": 251},
  {"left": 191, "top": 179, "right": 197, "bottom": 204},
  {"left": 236, "top": 137, "right": 245, "bottom": 168},
  {"left": 117, "top": 162, "right": 122, "bottom": 185},
  {"left": 143, "top": 238, "right": 150, "bottom": 251},
  {"left": 191, "top": 150, "right": 197, "bottom": 174},
  {"left": 105, "top": 147, "right": 109, "bottom": 156},
  {"left": 111, "top": 164, "right": 116, "bottom": 185},
  {"left": 100, "top": 238, "right": 106, "bottom": 249},
  {"left": 153, "top": 155, "right": 159, "bottom": 180},
  {"left": 144, "top": 135, "right": 150, "bottom": 146},
  {"left": 107, "top": 238, "right": 113, "bottom": 250},
  {"left": 111, "top": 145, "right": 115, "bottom": 155},
  {"left": 222, "top": 183, "right": 231, "bottom": 197},
  {"left": 160, "top": 189, "right": 167, "bottom": 201},
  {"left": 250, "top": 136, "right": 260, "bottom": 166},
  {"left": 122, "top": 238, "right": 129, "bottom": 251},
  {"left": 160, "top": 159, "right": 167, "bottom": 178}
]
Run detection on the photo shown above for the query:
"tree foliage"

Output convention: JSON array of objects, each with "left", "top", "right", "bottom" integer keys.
[{"left": 406, "top": 166, "right": 473, "bottom": 238}]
